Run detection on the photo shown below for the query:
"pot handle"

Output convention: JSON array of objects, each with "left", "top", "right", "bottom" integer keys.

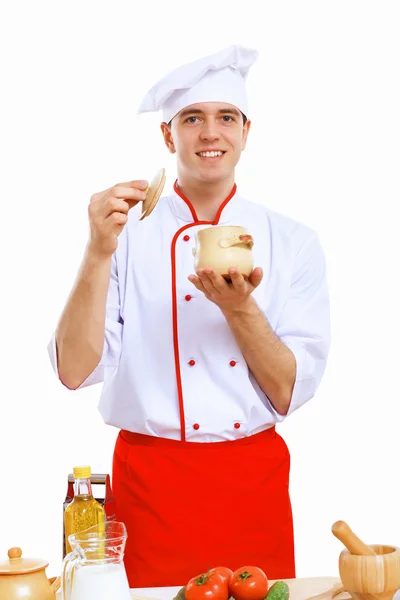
[
  {"left": 218, "top": 234, "right": 254, "bottom": 249},
  {"left": 49, "top": 576, "right": 61, "bottom": 595}
]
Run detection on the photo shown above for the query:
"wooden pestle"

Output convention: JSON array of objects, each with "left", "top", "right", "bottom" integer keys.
[{"left": 331, "top": 520, "right": 376, "bottom": 555}]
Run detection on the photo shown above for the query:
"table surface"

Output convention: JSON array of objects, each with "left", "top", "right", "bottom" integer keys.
[
  {"left": 57, "top": 576, "right": 341, "bottom": 599},
  {"left": 57, "top": 575, "right": 400, "bottom": 600}
]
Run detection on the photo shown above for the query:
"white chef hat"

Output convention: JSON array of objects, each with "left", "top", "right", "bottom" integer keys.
[{"left": 137, "top": 45, "right": 259, "bottom": 123}]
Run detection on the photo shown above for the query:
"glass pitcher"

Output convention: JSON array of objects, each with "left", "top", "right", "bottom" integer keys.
[{"left": 62, "top": 521, "right": 131, "bottom": 600}]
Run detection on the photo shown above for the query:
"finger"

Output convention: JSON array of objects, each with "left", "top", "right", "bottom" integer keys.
[
  {"left": 90, "top": 180, "right": 148, "bottom": 204},
  {"left": 188, "top": 275, "right": 206, "bottom": 294},
  {"left": 104, "top": 211, "right": 129, "bottom": 230},
  {"left": 197, "top": 269, "right": 219, "bottom": 294},
  {"left": 89, "top": 197, "right": 133, "bottom": 221},
  {"left": 102, "top": 212, "right": 129, "bottom": 237},
  {"left": 105, "top": 185, "right": 148, "bottom": 205},
  {"left": 103, "top": 197, "right": 132, "bottom": 218},
  {"left": 228, "top": 268, "right": 246, "bottom": 291},
  {"left": 204, "top": 268, "right": 229, "bottom": 293},
  {"left": 121, "top": 179, "right": 149, "bottom": 190},
  {"left": 109, "top": 185, "right": 148, "bottom": 199},
  {"left": 107, "top": 179, "right": 149, "bottom": 193},
  {"left": 248, "top": 267, "right": 263, "bottom": 288}
]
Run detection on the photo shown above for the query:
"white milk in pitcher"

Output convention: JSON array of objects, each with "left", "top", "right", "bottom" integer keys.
[{"left": 70, "top": 562, "right": 131, "bottom": 600}]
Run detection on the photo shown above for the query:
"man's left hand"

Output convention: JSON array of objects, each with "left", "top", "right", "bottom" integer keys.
[{"left": 188, "top": 267, "right": 263, "bottom": 313}]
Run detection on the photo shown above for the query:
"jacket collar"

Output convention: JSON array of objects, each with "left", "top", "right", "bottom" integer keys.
[{"left": 168, "top": 180, "right": 242, "bottom": 224}]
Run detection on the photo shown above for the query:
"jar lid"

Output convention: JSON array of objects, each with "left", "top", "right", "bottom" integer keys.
[
  {"left": 0, "top": 547, "right": 48, "bottom": 575},
  {"left": 139, "top": 168, "right": 166, "bottom": 220}
]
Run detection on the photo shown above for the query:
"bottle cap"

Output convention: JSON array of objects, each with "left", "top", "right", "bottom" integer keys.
[{"left": 73, "top": 466, "right": 91, "bottom": 479}]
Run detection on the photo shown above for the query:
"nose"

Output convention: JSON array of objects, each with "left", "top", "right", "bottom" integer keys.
[{"left": 199, "top": 118, "right": 220, "bottom": 142}]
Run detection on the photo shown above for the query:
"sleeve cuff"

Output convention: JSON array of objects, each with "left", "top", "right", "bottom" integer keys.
[
  {"left": 47, "top": 317, "right": 122, "bottom": 390},
  {"left": 262, "top": 342, "right": 318, "bottom": 420},
  {"left": 284, "top": 340, "right": 319, "bottom": 416}
]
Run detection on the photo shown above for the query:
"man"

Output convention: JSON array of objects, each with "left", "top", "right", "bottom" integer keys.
[{"left": 48, "top": 45, "right": 330, "bottom": 587}]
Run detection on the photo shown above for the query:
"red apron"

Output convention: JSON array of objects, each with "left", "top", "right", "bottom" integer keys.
[{"left": 112, "top": 426, "right": 295, "bottom": 588}]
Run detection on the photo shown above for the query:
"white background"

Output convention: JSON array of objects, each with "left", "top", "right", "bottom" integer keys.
[{"left": 1, "top": 0, "right": 399, "bottom": 586}]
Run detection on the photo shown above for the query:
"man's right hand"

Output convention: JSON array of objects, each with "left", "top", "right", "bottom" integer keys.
[{"left": 87, "top": 179, "right": 148, "bottom": 259}]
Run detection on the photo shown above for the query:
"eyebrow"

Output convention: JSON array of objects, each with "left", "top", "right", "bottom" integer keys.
[{"left": 178, "top": 107, "right": 241, "bottom": 119}]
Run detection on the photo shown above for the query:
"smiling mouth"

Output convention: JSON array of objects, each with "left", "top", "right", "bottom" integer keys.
[{"left": 196, "top": 151, "right": 226, "bottom": 158}]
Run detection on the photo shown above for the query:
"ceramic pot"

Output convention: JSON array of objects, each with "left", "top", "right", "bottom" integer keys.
[
  {"left": 0, "top": 546, "right": 60, "bottom": 599},
  {"left": 193, "top": 226, "right": 254, "bottom": 279}
]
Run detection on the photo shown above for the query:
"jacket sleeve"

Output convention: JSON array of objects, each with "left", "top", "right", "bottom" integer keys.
[
  {"left": 271, "top": 232, "right": 331, "bottom": 419},
  {"left": 47, "top": 253, "right": 123, "bottom": 389}
]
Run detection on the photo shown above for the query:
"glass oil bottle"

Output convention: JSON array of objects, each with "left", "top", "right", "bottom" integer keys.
[{"left": 64, "top": 466, "right": 106, "bottom": 555}]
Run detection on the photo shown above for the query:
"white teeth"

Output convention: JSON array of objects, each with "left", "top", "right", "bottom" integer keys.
[{"left": 198, "top": 151, "right": 224, "bottom": 157}]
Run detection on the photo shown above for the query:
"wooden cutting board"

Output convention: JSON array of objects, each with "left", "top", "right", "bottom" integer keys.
[
  {"left": 275, "top": 578, "right": 348, "bottom": 600},
  {"left": 129, "top": 577, "right": 350, "bottom": 600}
]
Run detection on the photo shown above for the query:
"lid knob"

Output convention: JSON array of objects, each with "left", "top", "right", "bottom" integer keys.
[{"left": 8, "top": 547, "right": 22, "bottom": 560}]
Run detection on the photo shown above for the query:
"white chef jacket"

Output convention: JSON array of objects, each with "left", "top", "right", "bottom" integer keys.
[{"left": 48, "top": 183, "right": 330, "bottom": 442}]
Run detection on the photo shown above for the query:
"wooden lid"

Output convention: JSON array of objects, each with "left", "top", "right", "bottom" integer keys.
[
  {"left": 0, "top": 547, "right": 48, "bottom": 575},
  {"left": 139, "top": 168, "right": 166, "bottom": 220}
]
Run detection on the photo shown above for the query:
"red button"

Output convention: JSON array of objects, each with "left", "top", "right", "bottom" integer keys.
[
  {"left": 230, "top": 360, "right": 237, "bottom": 367},
  {"left": 188, "top": 359, "right": 196, "bottom": 366},
  {"left": 185, "top": 295, "right": 192, "bottom": 301},
  {"left": 183, "top": 235, "right": 190, "bottom": 241},
  {"left": 193, "top": 423, "right": 200, "bottom": 430},
  {"left": 234, "top": 423, "right": 241, "bottom": 429}
]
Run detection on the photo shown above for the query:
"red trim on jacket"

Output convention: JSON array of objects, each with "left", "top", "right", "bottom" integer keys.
[
  {"left": 173, "top": 180, "right": 237, "bottom": 225},
  {"left": 171, "top": 182, "right": 237, "bottom": 441}
]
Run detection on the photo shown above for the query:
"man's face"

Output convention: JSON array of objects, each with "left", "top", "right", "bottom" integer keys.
[{"left": 161, "top": 102, "right": 251, "bottom": 184}]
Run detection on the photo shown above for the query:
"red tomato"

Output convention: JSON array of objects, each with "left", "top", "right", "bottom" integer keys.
[
  {"left": 208, "top": 567, "right": 234, "bottom": 586},
  {"left": 186, "top": 572, "right": 228, "bottom": 600},
  {"left": 229, "top": 566, "right": 269, "bottom": 600}
]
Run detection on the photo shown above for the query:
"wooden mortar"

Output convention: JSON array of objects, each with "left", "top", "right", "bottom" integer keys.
[{"left": 332, "top": 521, "right": 400, "bottom": 600}]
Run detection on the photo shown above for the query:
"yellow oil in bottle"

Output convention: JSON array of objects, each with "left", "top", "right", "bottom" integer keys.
[{"left": 64, "top": 466, "right": 105, "bottom": 555}]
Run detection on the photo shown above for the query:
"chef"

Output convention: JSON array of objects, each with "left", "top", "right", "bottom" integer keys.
[{"left": 48, "top": 45, "right": 330, "bottom": 588}]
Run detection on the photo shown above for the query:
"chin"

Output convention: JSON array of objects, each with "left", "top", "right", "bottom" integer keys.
[{"left": 197, "top": 167, "right": 232, "bottom": 183}]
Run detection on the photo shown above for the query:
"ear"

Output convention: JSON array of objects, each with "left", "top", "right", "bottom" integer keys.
[
  {"left": 160, "top": 122, "right": 176, "bottom": 154},
  {"left": 241, "top": 119, "right": 251, "bottom": 151}
]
